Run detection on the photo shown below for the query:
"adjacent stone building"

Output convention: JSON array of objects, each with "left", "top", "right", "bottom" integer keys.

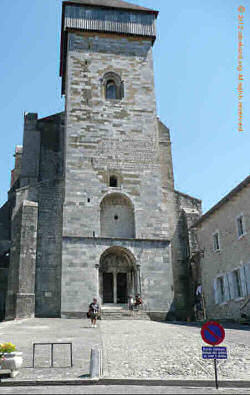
[
  {"left": 0, "top": 0, "right": 202, "bottom": 321},
  {"left": 193, "top": 176, "right": 250, "bottom": 321}
]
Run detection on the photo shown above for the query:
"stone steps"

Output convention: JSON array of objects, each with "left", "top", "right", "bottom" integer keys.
[
  {"left": 0, "top": 370, "right": 11, "bottom": 380},
  {"left": 101, "top": 310, "right": 150, "bottom": 321},
  {"left": 239, "top": 318, "right": 250, "bottom": 325}
]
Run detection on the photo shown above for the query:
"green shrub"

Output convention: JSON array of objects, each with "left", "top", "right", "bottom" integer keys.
[{"left": 0, "top": 342, "right": 16, "bottom": 357}]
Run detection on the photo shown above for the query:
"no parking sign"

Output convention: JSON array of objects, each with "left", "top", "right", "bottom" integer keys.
[
  {"left": 201, "top": 321, "right": 227, "bottom": 389},
  {"left": 201, "top": 321, "right": 225, "bottom": 345}
]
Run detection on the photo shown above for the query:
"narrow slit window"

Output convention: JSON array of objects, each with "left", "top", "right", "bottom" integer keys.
[
  {"left": 237, "top": 215, "right": 245, "bottom": 237},
  {"left": 110, "top": 176, "right": 118, "bottom": 187},
  {"left": 213, "top": 232, "right": 220, "bottom": 251}
]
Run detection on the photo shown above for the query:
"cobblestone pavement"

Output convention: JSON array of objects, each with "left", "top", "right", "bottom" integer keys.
[
  {"left": 100, "top": 321, "right": 250, "bottom": 380},
  {"left": 1, "top": 318, "right": 250, "bottom": 384},
  {"left": 0, "top": 318, "right": 102, "bottom": 380}
]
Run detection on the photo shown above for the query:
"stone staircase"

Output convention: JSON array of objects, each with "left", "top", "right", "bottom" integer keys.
[
  {"left": 100, "top": 305, "right": 150, "bottom": 321},
  {"left": 239, "top": 316, "right": 250, "bottom": 325}
]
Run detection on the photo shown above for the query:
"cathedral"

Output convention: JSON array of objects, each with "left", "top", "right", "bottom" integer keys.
[{"left": 0, "top": 0, "right": 201, "bottom": 322}]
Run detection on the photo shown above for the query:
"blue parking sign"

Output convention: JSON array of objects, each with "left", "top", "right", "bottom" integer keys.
[{"left": 202, "top": 346, "right": 227, "bottom": 360}]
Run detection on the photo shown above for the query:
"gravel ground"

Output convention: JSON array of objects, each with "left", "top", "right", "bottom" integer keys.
[{"left": 100, "top": 320, "right": 250, "bottom": 380}]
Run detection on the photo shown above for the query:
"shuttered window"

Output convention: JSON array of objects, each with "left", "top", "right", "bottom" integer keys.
[{"left": 214, "top": 264, "right": 250, "bottom": 305}]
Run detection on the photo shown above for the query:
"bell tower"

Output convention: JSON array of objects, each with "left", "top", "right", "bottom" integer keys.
[
  {"left": 59, "top": 0, "right": 178, "bottom": 318},
  {"left": 60, "top": 0, "right": 159, "bottom": 235}
]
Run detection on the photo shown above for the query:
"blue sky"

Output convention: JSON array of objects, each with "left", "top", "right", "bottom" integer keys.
[{"left": 0, "top": 0, "right": 249, "bottom": 213}]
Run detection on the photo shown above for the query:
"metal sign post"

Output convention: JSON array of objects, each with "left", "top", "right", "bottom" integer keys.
[
  {"left": 201, "top": 321, "right": 227, "bottom": 390},
  {"left": 202, "top": 344, "right": 228, "bottom": 388},
  {"left": 214, "top": 359, "right": 218, "bottom": 390}
]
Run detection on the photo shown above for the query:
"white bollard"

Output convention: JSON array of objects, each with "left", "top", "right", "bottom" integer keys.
[{"left": 90, "top": 348, "right": 102, "bottom": 379}]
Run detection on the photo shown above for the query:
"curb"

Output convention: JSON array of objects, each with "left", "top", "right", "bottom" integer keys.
[
  {"left": 0, "top": 377, "right": 250, "bottom": 388},
  {"left": 100, "top": 379, "right": 250, "bottom": 388},
  {"left": 0, "top": 378, "right": 99, "bottom": 387}
]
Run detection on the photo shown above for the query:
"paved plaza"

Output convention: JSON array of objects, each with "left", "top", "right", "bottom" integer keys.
[
  {"left": 0, "top": 318, "right": 102, "bottom": 380},
  {"left": 0, "top": 318, "right": 250, "bottom": 385},
  {"left": 101, "top": 320, "right": 250, "bottom": 380}
]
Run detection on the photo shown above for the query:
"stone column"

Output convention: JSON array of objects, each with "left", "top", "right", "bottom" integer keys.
[
  {"left": 113, "top": 269, "right": 117, "bottom": 304},
  {"left": 136, "top": 264, "right": 141, "bottom": 295},
  {"left": 131, "top": 270, "right": 135, "bottom": 297},
  {"left": 95, "top": 264, "right": 100, "bottom": 303},
  {"left": 128, "top": 271, "right": 133, "bottom": 297}
]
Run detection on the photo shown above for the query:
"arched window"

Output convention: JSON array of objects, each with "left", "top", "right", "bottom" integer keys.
[
  {"left": 110, "top": 175, "right": 118, "bottom": 187},
  {"left": 103, "top": 72, "right": 124, "bottom": 101},
  {"left": 100, "top": 193, "right": 135, "bottom": 238},
  {"left": 106, "top": 80, "right": 117, "bottom": 100}
]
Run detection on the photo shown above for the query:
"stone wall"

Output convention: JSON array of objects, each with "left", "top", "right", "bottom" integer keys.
[
  {"left": 34, "top": 113, "right": 65, "bottom": 317},
  {"left": 100, "top": 193, "right": 135, "bottom": 238},
  {"left": 35, "top": 180, "right": 64, "bottom": 317},
  {"left": 5, "top": 200, "right": 38, "bottom": 320},
  {"left": 20, "top": 113, "right": 40, "bottom": 188},
  {"left": 170, "top": 191, "right": 201, "bottom": 320},
  {"left": 196, "top": 183, "right": 250, "bottom": 321},
  {"left": 0, "top": 256, "right": 9, "bottom": 321},
  {"left": 5, "top": 111, "right": 65, "bottom": 319},
  {"left": 11, "top": 146, "right": 23, "bottom": 188},
  {"left": 0, "top": 201, "right": 11, "bottom": 242},
  {"left": 61, "top": 237, "right": 172, "bottom": 317},
  {"left": 0, "top": 192, "right": 14, "bottom": 321},
  {"left": 38, "top": 113, "right": 65, "bottom": 181}
]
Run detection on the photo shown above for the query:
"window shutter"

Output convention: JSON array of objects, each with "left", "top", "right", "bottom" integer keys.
[
  {"left": 245, "top": 263, "right": 250, "bottom": 296},
  {"left": 213, "top": 278, "right": 219, "bottom": 304},
  {"left": 225, "top": 273, "right": 232, "bottom": 300},
  {"left": 223, "top": 274, "right": 230, "bottom": 301},
  {"left": 228, "top": 272, "right": 235, "bottom": 300},
  {"left": 240, "top": 266, "right": 247, "bottom": 297}
]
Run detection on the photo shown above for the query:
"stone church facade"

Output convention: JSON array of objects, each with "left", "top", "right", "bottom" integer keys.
[{"left": 0, "top": 0, "right": 201, "bottom": 322}]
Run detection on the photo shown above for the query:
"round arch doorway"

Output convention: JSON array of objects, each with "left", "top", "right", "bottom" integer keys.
[{"left": 99, "top": 247, "right": 138, "bottom": 305}]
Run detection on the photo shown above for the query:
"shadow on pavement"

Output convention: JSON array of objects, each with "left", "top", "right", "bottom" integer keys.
[{"left": 163, "top": 321, "right": 250, "bottom": 331}]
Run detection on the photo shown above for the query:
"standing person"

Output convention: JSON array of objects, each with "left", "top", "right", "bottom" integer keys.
[
  {"left": 128, "top": 295, "right": 134, "bottom": 311},
  {"left": 194, "top": 284, "right": 203, "bottom": 321},
  {"left": 88, "top": 298, "right": 100, "bottom": 328}
]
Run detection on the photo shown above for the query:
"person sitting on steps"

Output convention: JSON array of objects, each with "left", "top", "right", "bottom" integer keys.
[{"left": 133, "top": 294, "right": 142, "bottom": 310}]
